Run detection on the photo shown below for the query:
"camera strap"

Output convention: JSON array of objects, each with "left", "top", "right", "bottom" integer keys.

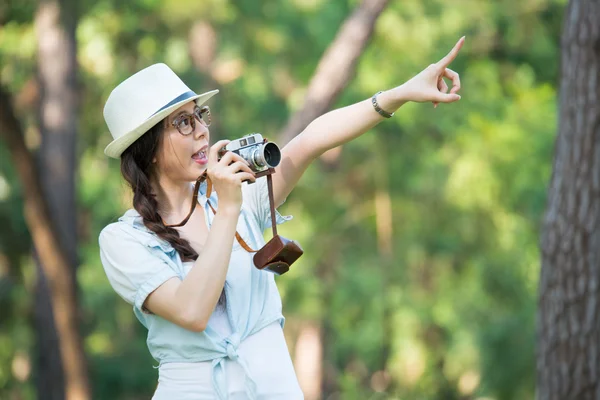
[
  {"left": 266, "top": 171, "right": 278, "bottom": 237},
  {"left": 203, "top": 177, "right": 256, "bottom": 253},
  {"left": 204, "top": 170, "right": 279, "bottom": 253},
  {"left": 163, "top": 172, "right": 207, "bottom": 229},
  {"left": 164, "top": 170, "right": 279, "bottom": 255}
]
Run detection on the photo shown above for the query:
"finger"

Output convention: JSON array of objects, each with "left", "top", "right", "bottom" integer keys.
[
  {"left": 442, "top": 68, "right": 461, "bottom": 94},
  {"left": 230, "top": 152, "right": 249, "bottom": 166},
  {"left": 433, "top": 78, "right": 448, "bottom": 108},
  {"left": 209, "top": 140, "right": 230, "bottom": 165},
  {"left": 438, "top": 77, "right": 449, "bottom": 94},
  {"left": 236, "top": 172, "right": 256, "bottom": 184},
  {"left": 434, "top": 92, "right": 461, "bottom": 103},
  {"left": 218, "top": 151, "right": 247, "bottom": 166},
  {"left": 227, "top": 171, "right": 256, "bottom": 186},
  {"left": 227, "top": 161, "right": 254, "bottom": 175},
  {"left": 218, "top": 151, "right": 237, "bottom": 165},
  {"left": 220, "top": 152, "right": 250, "bottom": 167},
  {"left": 436, "top": 36, "right": 465, "bottom": 69}
]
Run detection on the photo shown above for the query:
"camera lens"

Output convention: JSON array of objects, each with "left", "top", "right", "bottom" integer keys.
[
  {"left": 249, "top": 142, "right": 282, "bottom": 170},
  {"left": 263, "top": 142, "right": 281, "bottom": 168}
]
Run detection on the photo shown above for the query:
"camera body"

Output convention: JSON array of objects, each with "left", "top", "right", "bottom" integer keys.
[{"left": 220, "top": 133, "right": 282, "bottom": 173}]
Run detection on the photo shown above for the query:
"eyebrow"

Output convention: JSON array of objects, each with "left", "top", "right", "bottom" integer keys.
[{"left": 171, "top": 110, "right": 189, "bottom": 122}]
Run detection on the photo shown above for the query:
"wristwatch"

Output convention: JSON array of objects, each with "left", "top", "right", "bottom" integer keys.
[{"left": 371, "top": 91, "right": 394, "bottom": 118}]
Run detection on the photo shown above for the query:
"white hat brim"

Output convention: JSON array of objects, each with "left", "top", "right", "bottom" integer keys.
[{"left": 104, "top": 89, "right": 219, "bottom": 159}]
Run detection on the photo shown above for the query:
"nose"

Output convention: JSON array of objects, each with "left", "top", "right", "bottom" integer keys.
[{"left": 193, "top": 119, "right": 209, "bottom": 140}]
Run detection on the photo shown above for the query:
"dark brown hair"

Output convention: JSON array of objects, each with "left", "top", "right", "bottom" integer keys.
[{"left": 120, "top": 120, "right": 198, "bottom": 261}]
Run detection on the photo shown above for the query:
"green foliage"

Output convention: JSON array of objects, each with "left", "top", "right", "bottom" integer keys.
[{"left": 0, "top": 0, "right": 564, "bottom": 398}]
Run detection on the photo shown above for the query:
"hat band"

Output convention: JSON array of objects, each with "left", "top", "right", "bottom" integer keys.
[{"left": 151, "top": 90, "right": 198, "bottom": 117}]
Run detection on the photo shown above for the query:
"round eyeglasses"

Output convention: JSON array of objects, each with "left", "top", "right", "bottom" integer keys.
[{"left": 171, "top": 105, "right": 211, "bottom": 136}]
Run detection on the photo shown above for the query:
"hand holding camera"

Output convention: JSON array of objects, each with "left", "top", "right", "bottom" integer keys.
[
  {"left": 218, "top": 134, "right": 282, "bottom": 177},
  {"left": 206, "top": 139, "right": 256, "bottom": 212}
]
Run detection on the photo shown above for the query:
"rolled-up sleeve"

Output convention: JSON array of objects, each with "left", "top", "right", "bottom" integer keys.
[
  {"left": 242, "top": 176, "right": 293, "bottom": 232},
  {"left": 99, "top": 224, "right": 178, "bottom": 312}
]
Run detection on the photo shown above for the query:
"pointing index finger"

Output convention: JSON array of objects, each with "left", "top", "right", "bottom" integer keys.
[{"left": 436, "top": 36, "right": 465, "bottom": 69}]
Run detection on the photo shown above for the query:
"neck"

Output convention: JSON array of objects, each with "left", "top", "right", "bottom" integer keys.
[{"left": 152, "top": 175, "right": 196, "bottom": 225}]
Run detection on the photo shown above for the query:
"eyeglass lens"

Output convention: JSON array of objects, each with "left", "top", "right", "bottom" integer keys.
[{"left": 174, "top": 106, "right": 211, "bottom": 135}]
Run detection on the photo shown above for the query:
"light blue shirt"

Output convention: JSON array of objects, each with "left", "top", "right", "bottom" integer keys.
[{"left": 99, "top": 177, "right": 292, "bottom": 399}]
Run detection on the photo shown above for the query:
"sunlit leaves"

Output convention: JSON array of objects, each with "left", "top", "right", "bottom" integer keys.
[{"left": 0, "top": 0, "right": 565, "bottom": 398}]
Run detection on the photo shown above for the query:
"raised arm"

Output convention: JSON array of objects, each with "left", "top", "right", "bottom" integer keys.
[{"left": 271, "top": 36, "right": 465, "bottom": 206}]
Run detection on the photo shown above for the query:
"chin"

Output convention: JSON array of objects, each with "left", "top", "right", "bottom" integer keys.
[{"left": 192, "top": 163, "right": 208, "bottom": 175}]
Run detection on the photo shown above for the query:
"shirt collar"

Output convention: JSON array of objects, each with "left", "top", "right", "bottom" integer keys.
[{"left": 118, "top": 180, "right": 211, "bottom": 231}]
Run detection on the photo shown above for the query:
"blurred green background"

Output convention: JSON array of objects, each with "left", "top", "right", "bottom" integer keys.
[{"left": 0, "top": 0, "right": 565, "bottom": 399}]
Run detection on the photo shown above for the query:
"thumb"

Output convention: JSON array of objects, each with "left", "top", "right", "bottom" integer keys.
[{"left": 436, "top": 93, "right": 461, "bottom": 103}]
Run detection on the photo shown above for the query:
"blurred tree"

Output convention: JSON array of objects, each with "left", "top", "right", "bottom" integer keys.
[
  {"left": 0, "top": 0, "right": 90, "bottom": 399},
  {"left": 278, "top": 1, "right": 390, "bottom": 398},
  {"left": 279, "top": 0, "right": 389, "bottom": 146},
  {"left": 33, "top": 0, "right": 90, "bottom": 399},
  {"left": 0, "top": 0, "right": 567, "bottom": 398},
  {"left": 0, "top": 85, "right": 89, "bottom": 399},
  {"left": 538, "top": 0, "right": 600, "bottom": 399}
]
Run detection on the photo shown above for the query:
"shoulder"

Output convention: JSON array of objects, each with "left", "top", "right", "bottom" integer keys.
[
  {"left": 99, "top": 220, "right": 131, "bottom": 241},
  {"left": 99, "top": 210, "right": 177, "bottom": 256},
  {"left": 99, "top": 209, "right": 140, "bottom": 243},
  {"left": 98, "top": 221, "right": 142, "bottom": 254},
  {"left": 99, "top": 210, "right": 157, "bottom": 249}
]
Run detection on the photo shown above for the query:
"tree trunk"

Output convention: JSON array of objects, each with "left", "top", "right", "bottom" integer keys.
[
  {"left": 278, "top": 1, "right": 390, "bottom": 397},
  {"left": 278, "top": 2, "right": 390, "bottom": 397},
  {"left": 36, "top": 0, "right": 79, "bottom": 270},
  {"left": 0, "top": 1, "right": 89, "bottom": 399},
  {"left": 189, "top": 21, "right": 225, "bottom": 142},
  {"left": 537, "top": 1, "right": 600, "bottom": 399},
  {"left": 33, "top": 252, "right": 65, "bottom": 400},
  {"left": 0, "top": 86, "right": 90, "bottom": 400},
  {"left": 278, "top": 0, "right": 389, "bottom": 145},
  {"left": 33, "top": 0, "right": 89, "bottom": 399}
]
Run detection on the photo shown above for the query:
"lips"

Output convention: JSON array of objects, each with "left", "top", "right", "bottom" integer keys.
[{"left": 191, "top": 145, "right": 208, "bottom": 164}]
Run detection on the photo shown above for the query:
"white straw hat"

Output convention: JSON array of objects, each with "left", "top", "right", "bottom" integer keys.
[{"left": 103, "top": 63, "right": 218, "bottom": 158}]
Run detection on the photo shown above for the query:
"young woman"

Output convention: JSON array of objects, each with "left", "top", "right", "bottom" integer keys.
[{"left": 99, "top": 37, "right": 464, "bottom": 399}]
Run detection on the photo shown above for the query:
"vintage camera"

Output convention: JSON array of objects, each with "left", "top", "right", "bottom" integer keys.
[
  {"left": 219, "top": 133, "right": 281, "bottom": 173},
  {"left": 217, "top": 133, "right": 303, "bottom": 275}
]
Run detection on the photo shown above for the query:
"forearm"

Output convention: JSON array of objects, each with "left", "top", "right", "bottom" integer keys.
[
  {"left": 299, "top": 86, "right": 409, "bottom": 157},
  {"left": 272, "top": 86, "right": 410, "bottom": 205},
  {"left": 175, "top": 206, "right": 239, "bottom": 326},
  {"left": 272, "top": 37, "right": 464, "bottom": 209}
]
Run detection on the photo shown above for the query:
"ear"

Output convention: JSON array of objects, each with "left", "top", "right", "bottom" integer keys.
[{"left": 152, "top": 157, "right": 157, "bottom": 164}]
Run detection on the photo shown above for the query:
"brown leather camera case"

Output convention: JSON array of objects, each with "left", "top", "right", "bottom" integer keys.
[{"left": 253, "top": 235, "right": 304, "bottom": 275}]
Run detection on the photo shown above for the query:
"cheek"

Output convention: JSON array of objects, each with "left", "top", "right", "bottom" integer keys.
[{"left": 157, "top": 135, "right": 193, "bottom": 172}]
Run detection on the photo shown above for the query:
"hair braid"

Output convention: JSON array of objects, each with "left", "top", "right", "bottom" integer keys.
[
  {"left": 120, "top": 119, "right": 227, "bottom": 306},
  {"left": 120, "top": 122, "right": 198, "bottom": 261}
]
